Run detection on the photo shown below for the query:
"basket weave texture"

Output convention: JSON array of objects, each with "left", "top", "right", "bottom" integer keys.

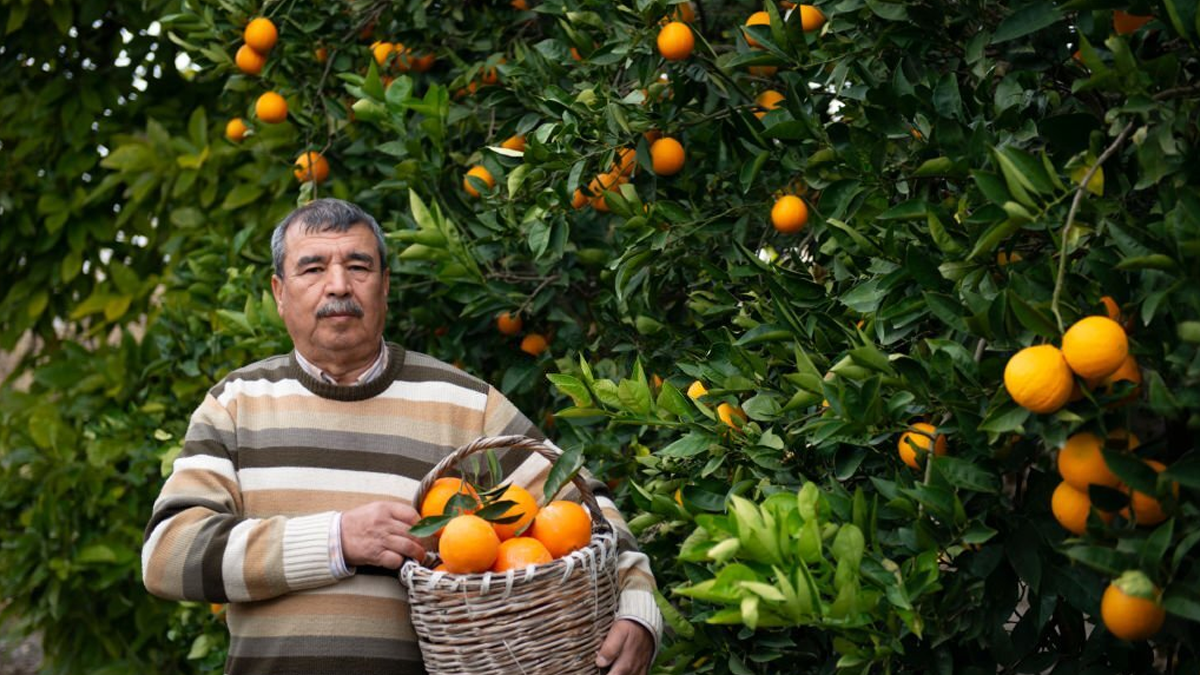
[{"left": 399, "top": 435, "right": 619, "bottom": 674}]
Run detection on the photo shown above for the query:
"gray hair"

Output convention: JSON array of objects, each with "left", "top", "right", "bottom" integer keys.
[{"left": 270, "top": 198, "right": 388, "bottom": 277}]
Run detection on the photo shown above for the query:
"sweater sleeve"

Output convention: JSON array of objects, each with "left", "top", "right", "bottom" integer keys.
[
  {"left": 481, "top": 388, "right": 664, "bottom": 647},
  {"left": 141, "top": 392, "right": 340, "bottom": 603}
]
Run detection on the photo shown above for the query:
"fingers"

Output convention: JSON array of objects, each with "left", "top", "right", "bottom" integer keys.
[
  {"left": 340, "top": 501, "right": 425, "bottom": 567},
  {"left": 595, "top": 621, "right": 627, "bottom": 670},
  {"left": 597, "top": 621, "right": 653, "bottom": 675}
]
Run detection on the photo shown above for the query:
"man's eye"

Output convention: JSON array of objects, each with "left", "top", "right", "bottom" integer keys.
[{"left": 302, "top": 267, "right": 322, "bottom": 274}]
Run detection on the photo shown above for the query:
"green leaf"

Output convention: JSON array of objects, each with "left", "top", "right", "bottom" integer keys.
[
  {"left": 409, "top": 514, "right": 453, "bottom": 538},
  {"left": 543, "top": 444, "right": 584, "bottom": 501},
  {"left": 1116, "top": 254, "right": 1177, "bottom": 271},
  {"left": 1007, "top": 291, "right": 1059, "bottom": 338},
  {"left": 221, "top": 184, "right": 265, "bottom": 211},
  {"left": 660, "top": 433, "right": 715, "bottom": 458},
  {"left": 547, "top": 374, "right": 593, "bottom": 407},
  {"left": 932, "top": 456, "right": 1000, "bottom": 493},
  {"left": 991, "top": 2, "right": 1063, "bottom": 43},
  {"left": 978, "top": 402, "right": 1030, "bottom": 433},
  {"left": 657, "top": 381, "right": 693, "bottom": 418},
  {"left": 1062, "top": 546, "right": 1129, "bottom": 576},
  {"left": 618, "top": 378, "right": 653, "bottom": 415},
  {"left": 877, "top": 200, "right": 928, "bottom": 221},
  {"left": 740, "top": 151, "right": 769, "bottom": 194},
  {"left": 736, "top": 324, "right": 794, "bottom": 346}
]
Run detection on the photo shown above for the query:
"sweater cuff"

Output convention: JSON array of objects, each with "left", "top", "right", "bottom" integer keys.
[
  {"left": 283, "top": 511, "right": 340, "bottom": 590},
  {"left": 616, "top": 589, "right": 663, "bottom": 653}
]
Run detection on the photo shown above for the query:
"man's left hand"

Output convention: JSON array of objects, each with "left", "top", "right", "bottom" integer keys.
[{"left": 595, "top": 618, "right": 654, "bottom": 674}]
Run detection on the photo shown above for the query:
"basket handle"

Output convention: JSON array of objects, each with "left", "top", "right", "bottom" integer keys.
[{"left": 412, "top": 435, "right": 612, "bottom": 533}]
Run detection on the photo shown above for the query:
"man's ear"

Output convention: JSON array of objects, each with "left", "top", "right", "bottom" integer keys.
[{"left": 271, "top": 274, "right": 284, "bottom": 312}]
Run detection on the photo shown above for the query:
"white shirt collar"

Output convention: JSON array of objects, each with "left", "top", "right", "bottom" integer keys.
[{"left": 294, "top": 339, "right": 388, "bottom": 385}]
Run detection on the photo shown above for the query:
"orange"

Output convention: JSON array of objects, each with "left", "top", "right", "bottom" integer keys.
[
  {"left": 671, "top": 2, "right": 696, "bottom": 23},
  {"left": 657, "top": 22, "right": 694, "bottom": 61},
  {"left": 293, "top": 151, "right": 330, "bottom": 184},
  {"left": 898, "top": 422, "right": 947, "bottom": 470},
  {"left": 496, "top": 311, "right": 523, "bottom": 335},
  {"left": 1100, "top": 296, "right": 1121, "bottom": 323},
  {"left": 570, "top": 189, "right": 588, "bottom": 209},
  {"left": 255, "top": 91, "right": 288, "bottom": 124},
  {"left": 463, "top": 165, "right": 495, "bottom": 197},
  {"left": 771, "top": 195, "right": 808, "bottom": 234},
  {"left": 650, "top": 137, "right": 685, "bottom": 176},
  {"left": 1003, "top": 345, "right": 1074, "bottom": 413},
  {"left": 235, "top": 44, "right": 267, "bottom": 75},
  {"left": 570, "top": 46, "right": 583, "bottom": 61},
  {"left": 490, "top": 484, "right": 540, "bottom": 540},
  {"left": 748, "top": 65, "right": 778, "bottom": 77},
  {"left": 1051, "top": 481, "right": 1112, "bottom": 536},
  {"left": 244, "top": 17, "right": 278, "bottom": 53},
  {"left": 511, "top": 0, "right": 529, "bottom": 9},
  {"left": 996, "top": 250, "right": 1022, "bottom": 267},
  {"left": 754, "top": 90, "right": 785, "bottom": 120},
  {"left": 1113, "top": 10, "right": 1153, "bottom": 35},
  {"left": 1062, "top": 316, "right": 1128, "bottom": 380},
  {"left": 1101, "top": 571, "right": 1166, "bottom": 640},
  {"left": 393, "top": 44, "right": 412, "bottom": 72},
  {"left": 744, "top": 11, "right": 771, "bottom": 48},
  {"left": 1122, "top": 459, "right": 1175, "bottom": 526},
  {"left": 799, "top": 5, "right": 826, "bottom": 32},
  {"left": 372, "top": 41, "right": 394, "bottom": 66},
  {"left": 314, "top": 46, "right": 328, "bottom": 63},
  {"left": 492, "top": 536, "right": 552, "bottom": 572},
  {"left": 520, "top": 332, "right": 549, "bottom": 356},
  {"left": 1057, "top": 431, "right": 1120, "bottom": 491},
  {"left": 481, "top": 58, "right": 505, "bottom": 85},
  {"left": 716, "top": 402, "right": 746, "bottom": 429},
  {"left": 420, "top": 477, "right": 481, "bottom": 519},
  {"left": 530, "top": 500, "right": 592, "bottom": 558},
  {"left": 438, "top": 514, "right": 501, "bottom": 574},
  {"left": 1100, "top": 354, "right": 1141, "bottom": 402},
  {"left": 432, "top": 562, "right": 450, "bottom": 572},
  {"left": 614, "top": 148, "right": 638, "bottom": 176},
  {"left": 411, "top": 53, "right": 435, "bottom": 73},
  {"left": 500, "top": 134, "right": 526, "bottom": 152},
  {"left": 686, "top": 380, "right": 708, "bottom": 400},
  {"left": 225, "top": 118, "right": 248, "bottom": 143}
]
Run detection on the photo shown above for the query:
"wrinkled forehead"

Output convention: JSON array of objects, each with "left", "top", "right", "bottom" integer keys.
[{"left": 284, "top": 222, "right": 377, "bottom": 261}]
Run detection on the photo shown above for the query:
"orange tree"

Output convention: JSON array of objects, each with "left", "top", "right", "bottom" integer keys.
[{"left": 3, "top": 0, "right": 1200, "bottom": 671}]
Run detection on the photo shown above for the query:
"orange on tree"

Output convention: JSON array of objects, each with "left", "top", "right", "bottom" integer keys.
[
  {"left": 898, "top": 422, "right": 947, "bottom": 470},
  {"left": 1113, "top": 10, "right": 1153, "bottom": 35},
  {"left": 314, "top": 46, "right": 328, "bottom": 63},
  {"left": 671, "top": 1, "right": 696, "bottom": 23},
  {"left": 520, "top": 332, "right": 549, "bottom": 356},
  {"left": 438, "top": 514, "right": 501, "bottom": 574},
  {"left": 1101, "top": 571, "right": 1166, "bottom": 640},
  {"left": 490, "top": 484, "right": 539, "bottom": 540},
  {"left": 420, "top": 477, "right": 481, "bottom": 519},
  {"left": 372, "top": 41, "right": 394, "bottom": 67},
  {"left": 481, "top": 58, "right": 506, "bottom": 85},
  {"left": 224, "top": 118, "right": 248, "bottom": 143},
  {"left": 1099, "top": 354, "right": 1141, "bottom": 401},
  {"left": 614, "top": 147, "right": 638, "bottom": 176},
  {"left": 511, "top": 0, "right": 529, "bottom": 9},
  {"left": 255, "top": 91, "right": 288, "bottom": 124},
  {"left": 492, "top": 536, "right": 553, "bottom": 572},
  {"left": 754, "top": 90, "right": 785, "bottom": 120},
  {"left": 716, "top": 402, "right": 747, "bottom": 429},
  {"left": 798, "top": 4, "right": 827, "bottom": 32},
  {"left": 235, "top": 44, "right": 267, "bottom": 75},
  {"left": 1051, "top": 481, "right": 1113, "bottom": 535},
  {"left": 1122, "top": 459, "right": 1176, "bottom": 527},
  {"left": 243, "top": 17, "right": 278, "bottom": 54},
  {"left": 657, "top": 21, "right": 694, "bottom": 61},
  {"left": 570, "top": 189, "right": 589, "bottom": 209},
  {"left": 1100, "top": 296, "right": 1122, "bottom": 323},
  {"left": 996, "top": 250, "right": 1022, "bottom": 267},
  {"left": 650, "top": 137, "right": 685, "bottom": 176},
  {"left": 744, "top": 11, "right": 771, "bottom": 48},
  {"left": 1003, "top": 344, "right": 1074, "bottom": 413},
  {"left": 529, "top": 500, "right": 592, "bottom": 558},
  {"left": 1057, "top": 431, "right": 1122, "bottom": 491},
  {"left": 1061, "top": 315, "right": 1128, "bottom": 380},
  {"left": 293, "top": 151, "right": 330, "bottom": 185},
  {"left": 411, "top": 53, "right": 435, "bottom": 73},
  {"left": 771, "top": 195, "right": 809, "bottom": 234},
  {"left": 463, "top": 165, "right": 495, "bottom": 197},
  {"left": 686, "top": 380, "right": 708, "bottom": 400},
  {"left": 748, "top": 65, "right": 778, "bottom": 78},
  {"left": 500, "top": 134, "right": 526, "bottom": 152},
  {"left": 496, "top": 311, "right": 523, "bottom": 335}
]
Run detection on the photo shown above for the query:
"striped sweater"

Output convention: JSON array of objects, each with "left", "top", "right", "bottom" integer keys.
[{"left": 142, "top": 344, "right": 661, "bottom": 674}]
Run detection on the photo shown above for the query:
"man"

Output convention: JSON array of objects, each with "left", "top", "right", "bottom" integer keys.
[{"left": 142, "top": 198, "right": 660, "bottom": 674}]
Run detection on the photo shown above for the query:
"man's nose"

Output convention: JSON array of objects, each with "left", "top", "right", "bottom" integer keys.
[{"left": 325, "top": 265, "right": 351, "bottom": 294}]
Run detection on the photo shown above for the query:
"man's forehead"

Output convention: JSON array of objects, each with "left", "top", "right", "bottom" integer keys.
[{"left": 286, "top": 224, "right": 376, "bottom": 256}]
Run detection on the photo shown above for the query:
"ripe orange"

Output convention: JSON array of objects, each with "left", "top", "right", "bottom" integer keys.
[
  {"left": 481, "top": 58, "right": 506, "bottom": 85},
  {"left": 996, "top": 250, "right": 1022, "bottom": 267},
  {"left": 235, "top": 44, "right": 267, "bottom": 75},
  {"left": 1062, "top": 316, "right": 1128, "bottom": 380},
  {"left": 686, "top": 380, "right": 708, "bottom": 400},
  {"left": 496, "top": 311, "right": 523, "bottom": 335},
  {"left": 716, "top": 402, "right": 746, "bottom": 429},
  {"left": 798, "top": 5, "right": 827, "bottom": 32},
  {"left": 898, "top": 422, "right": 947, "bottom": 470},
  {"left": 744, "top": 11, "right": 771, "bottom": 48},
  {"left": 372, "top": 41, "right": 394, "bottom": 66},
  {"left": 255, "top": 91, "right": 288, "bottom": 124},
  {"left": 244, "top": 17, "right": 278, "bottom": 53},
  {"left": 657, "top": 22, "right": 694, "bottom": 61},
  {"left": 530, "top": 500, "right": 592, "bottom": 558},
  {"left": 1101, "top": 571, "right": 1166, "bottom": 640},
  {"left": 421, "top": 477, "right": 481, "bottom": 519},
  {"left": 463, "top": 165, "right": 495, "bottom": 197},
  {"left": 1121, "top": 459, "right": 1175, "bottom": 526},
  {"left": 1113, "top": 10, "right": 1153, "bottom": 35},
  {"left": 771, "top": 195, "right": 809, "bottom": 234},
  {"left": 492, "top": 536, "right": 552, "bottom": 572},
  {"left": 512, "top": 0, "right": 529, "bottom": 9},
  {"left": 614, "top": 148, "right": 638, "bottom": 176},
  {"left": 520, "top": 332, "right": 549, "bottom": 356},
  {"left": 411, "top": 53, "right": 435, "bottom": 73},
  {"left": 570, "top": 189, "right": 588, "bottom": 209},
  {"left": 1051, "top": 481, "right": 1112, "bottom": 535},
  {"left": 314, "top": 46, "right": 328, "bottom": 63},
  {"left": 438, "top": 514, "right": 501, "bottom": 574},
  {"left": 1057, "top": 431, "right": 1120, "bottom": 491},
  {"left": 500, "top": 134, "right": 526, "bottom": 152},
  {"left": 491, "top": 484, "right": 540, "bottom": 540},
  {"left": 1003, "top": 345, "right": 1074, "bottom": 413},
  {"left": 293, "top": 152, "right": 330, "bottom": 184},
  {"left": 1100, "top": 296, "right": 1122, "bottom": 323},
  {"left": 392, "top": 44, "right": 414, "bottom": 72},
  {"left": 671, "top": 1, "right": 696, "bottom": 23},
  {"left": 650, "top": 137, "right": 685, "bottom": 176},
  {"left": 1099, "top": 354, "right": 1141, "bottom": 401},
  {"left": 225, "top": 118, "right": 248, "bottom": 143},
  {"left": 754, "top": 90, "right": 785, "bottom": 120}
]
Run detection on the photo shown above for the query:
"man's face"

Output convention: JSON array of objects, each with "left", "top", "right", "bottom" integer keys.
[{"left": 271, "top": 223, "right": 389, "bottom": 362}]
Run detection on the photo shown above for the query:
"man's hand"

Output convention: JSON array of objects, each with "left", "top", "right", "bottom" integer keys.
[
  {"left": 595, "top": 618, "right": 655, "bottom": 674},
  {"left": 340, "top": 501, "right": 427, "bottom": 569}
]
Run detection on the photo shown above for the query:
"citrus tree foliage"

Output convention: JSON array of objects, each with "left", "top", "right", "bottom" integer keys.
[{"left": 3, "top": 0, "right": 1200, "bottom": 671}]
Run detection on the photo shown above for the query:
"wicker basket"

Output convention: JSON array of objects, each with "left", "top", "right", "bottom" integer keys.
[{"left": 399, "top": 435, "right": 619, "bottom": 675}]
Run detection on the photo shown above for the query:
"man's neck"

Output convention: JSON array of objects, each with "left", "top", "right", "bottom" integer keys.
[{"left": 295, "top": 340, "right": 385, "bottom": 385}]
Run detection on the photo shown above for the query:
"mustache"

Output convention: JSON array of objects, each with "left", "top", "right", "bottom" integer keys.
[{"left": 315, "top": 298, "right": 365, "bottom": 319}]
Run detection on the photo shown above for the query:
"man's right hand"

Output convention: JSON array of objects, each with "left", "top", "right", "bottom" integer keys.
[{"left": 340, "top": 501, "right": 427, "bottom": 569}]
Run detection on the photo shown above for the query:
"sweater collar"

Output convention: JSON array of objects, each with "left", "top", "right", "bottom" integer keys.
[{"left": 289, "top": 342, "right": 406, "bottom": 401}]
